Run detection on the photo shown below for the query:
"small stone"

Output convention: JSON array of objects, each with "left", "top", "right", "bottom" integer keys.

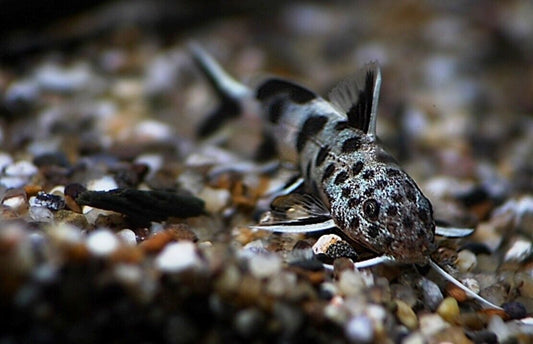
[
  {"left": 338, "top": 269, "right": 365, "bottom": 297},
  {"left": 117, "top": 229, "right": 137, "bottom": 246},
  {"left": 437, "top": 297, "right": 460, "bottom": 324},
  {"left": 502, "top": 301, "right": 527, "bottom": 320},
  {"left": 29, "top": 206, "right": 54, "bottom": 223},
  {"left": 155, "top": 241, "right": 202, "bottom": 272},
  {"left": 86, "top": 176, "right": 118, "bottom": 191},
  {"left": 48, "top": 223, "right": 84, "bottom": 244},
  {"left": 234, "top": 308, "right": 265, "bottom": 338},
  {"left": 198, "top": 187, "right": 230, "bottom": 213},
  {"left": 455, "top": 249, "right": 477, "bottom": 272},
  {"left": 487, "top": 314, "right": 512, "bottom": 343},
  {"left": 29, "top": 191, "right": 65, "bottom": 211},
  {"left": 4, "top": 160, "right": 38, "bottom": 177},
  {"left": 248, "top": 253, "right": 282, "bottom": 279},
  {"left": 87, "top": 229, "right": 120, "bottom": 257},
  {"left": 418, "top": 277, "right": 444, "bottom": 311},
  {"left": 465, "top": 330, "right": 498, "bottom": 344},
  {"left": 504, "top": 237, "right": 532, "bottom": 262},
  {"left": 113, "top": 264, "right": 143, "bottom": 286},
  {"left": 2, "top": 189, "right": 27, "bottom": 211},
  {"left": 419, "top": 313, "right": 450, "bottom": 337},
  {"left": 344, "top": 315, "right": 374, "bottom": 343},
  {"left": 395, "top": 299, "right": 418, "bottom": 330}
]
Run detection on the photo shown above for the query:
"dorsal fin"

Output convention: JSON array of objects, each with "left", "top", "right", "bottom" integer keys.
[
  {"left": 328, "top": 62, "right": 381, "bottom": 136},
  {"left": 256, "top": 78, "right": 317, "bottom": 104}
]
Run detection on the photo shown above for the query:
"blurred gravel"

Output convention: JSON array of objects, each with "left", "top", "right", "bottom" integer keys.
[{"left": 1, "top": 1, "right": 532, "bottom": 343}]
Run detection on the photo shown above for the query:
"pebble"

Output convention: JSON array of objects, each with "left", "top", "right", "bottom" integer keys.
[
  {"left": 344, "top": 315, "right": 374, "bottom": 343},
  {"left": 155, "top": 241, "right": 202, "bottom": 273},
  {"left": 418, "top": 277, "right": 444, "bottom": 311},
  {"left": 29, "top": 206, "right": 54, "bottom": 223},
  {"left": 86, "top": 229, "right": 120, "bottom": 257},
  {"left": 312, "top": 233, "right": 343, "bottom": 255},
  {"left": 0, "top": 153, "right": 13, "bottom": 170},
  {"left": 2, "top": 189, "right": 27, "bottom": 210},
  {"left": 133, "top": 120, "right": 174, "bottom": 142},
  {"left": 338, "top": 270, "right": 365, "bottom": 297},
  {"left": 437, "top": 297, "right": 460, "bottom": 324},
  {"left": 48, "top": 223, "right": 84, "bottom": 244},
  {"left": 248, "top": 253, "right": 282, "bottom": 279},
  {"left": 35, "top": 62, "right": 93, "bottom": 92},
  {"left": 198, "top": 187, "right": 230, "bottom": 213},
  {"left": 4, "top": 160, "right": 38, "bottom": 177},
  {"left": 29, "top": 192, "right": 65, "bottom": 211},
  {"left": 419, "top": 313, "right": 450, "bottom": 337},
  {"left": 487, "top": 314, "right": 512, "bottom": 343},
  {"left": 117, "top": 229, "right": 137, "bottom": 246},
  {"left": 504, "top": 237, "right": 532, "bottom": 262},
  {"left": 234, "top": 308, "right": 265, "bottom": 338},
  {"left": 455, "top": 249, "right": 477, "bottom": 273},
  {"left": 395, "top": 299, "right": 418, "bottom": 330},
  {"left": 86, "top": 176, "right": 119, "bottom": 191}
]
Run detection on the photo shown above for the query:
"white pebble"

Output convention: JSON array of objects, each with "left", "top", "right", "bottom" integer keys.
[
  {"left": 87, "top": 229, "right": 120, "bottom": 257},
  {"left": 29, "top": 206, "right": 54, "bottom": 223},
  {"left": 199, "top": 187, "right": 230, "bottom": 213},
  {"left": 312, "top": 233, "right": 342, "bottom": 255},
  {"left": 117, "top": 229, "right": 137, "bottom": 246},
  {"left": 87, "top": 175, "right": 118, "bottom": 191},
  {"left": 2, "top": 194, "right": 26, "bottom": 210},
  {"left": 344, "top": 316, "right": 374, "bottom": 343},
  {"left": 0, "top": 176, "right": 27, "bottom": 188},
  {"left": 456, "top": 249, "right": 477, "bottom": 272},
  {"left": 0, "top": 152, "right": 13, "bottom": 171},
  {"left": 35, "top": 62, "right": 92, "bottom": 92},
  {"left": 48, "top": 223, "right": 84, "bottom": 244},
  {"left": 133, "top": 120, "right": 173, "bottom": 141},
  {"left": 338, "top": 270, "right": 365, "bottom": 297},
  {"left": 419, "top": 313, "right": 449, "bottom": 337},
  {"left": 155, "top": 241, "right": 201, "bottom": 273},
  {"left": 248, "top": 253, "right": 282, "bottom": 279},
  {"left": 134, "top": 154, "right": 163, "bottom": 177},
  {"left": 488, "top": 313, "right": 512, "bottom": 343},
  {"left": 4, "top": 160, "right": 38, "bottom": 177},
  {"left": 504, "top": 238, "right": 532, "bottom": 262},
  {"left": 113, "top": 264, "right": 142, "bottom": 286}
]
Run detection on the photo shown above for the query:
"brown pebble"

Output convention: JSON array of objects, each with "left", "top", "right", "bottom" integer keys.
[
  {"left": 446, "top": 283, "right": 469, "bottom": 303},
  {"left": 140, "top": 230, "right": 176, "bottom": 253},
  {"left": 458, "top": 312, "right": 488, "bottom": 330},
  {"left": 24, "top": 185, "right": 42, "bottom": 197},
  {"left": 431, "top": 326, "right": 473, "bottom": 344},
  {"left": 478, "top": 308, "right": 508, "bottom": 319},
  {"left": 333, "top": 257, "right": 354, "bottom": 278},
  {"left": 165, "top": 223, "right": 197, "bottom": 242},
  {"left": 64, "top": 243, "right": 90, "bottom": 262},
  {"left": 110, "top": 246, "right": 144, "bottom": 264}
]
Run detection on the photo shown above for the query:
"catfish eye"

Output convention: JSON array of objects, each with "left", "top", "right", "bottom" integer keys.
[{"left": 363, "top": 199, "right": 380, "bottom": 221}]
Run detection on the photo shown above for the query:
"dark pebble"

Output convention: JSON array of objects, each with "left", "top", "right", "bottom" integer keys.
[
  {"left": 465, "top": 330, "right": 498, "bottom": 344},
  {"left": 33, "top": 191, "right": 65, "bottom": 211},
  {"left": 502, "top": 301, "right": 528, "bottom": 319},
  {"left": 33, "top": 152, "right": 70, "bottom": 168}
]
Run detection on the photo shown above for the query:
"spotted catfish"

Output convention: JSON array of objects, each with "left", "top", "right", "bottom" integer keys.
[{"left": 190, "top": 44, "right": 501, "bottom": 309}]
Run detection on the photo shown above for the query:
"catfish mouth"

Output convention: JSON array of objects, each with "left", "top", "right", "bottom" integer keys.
[{"left": 386, "top": 239, "right": 436, "bottom": 265}]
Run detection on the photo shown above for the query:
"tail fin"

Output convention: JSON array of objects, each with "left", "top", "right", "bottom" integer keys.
[{"left": 189, "top": 43, "right": 251, "bottom": 137}]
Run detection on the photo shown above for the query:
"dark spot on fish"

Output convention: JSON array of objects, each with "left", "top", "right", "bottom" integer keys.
[
  {"left": 334, "top": 121, "right": 350, "bottom": 131},
  {"left": 364, "top": 188, "right": 374, "bottom": 196},
  {"left": 254, "top": 131, "right": 277, "bottom": 161},
  {"left": 296, "top": 115, "right": 328, "bottom": 152},
  {"left": 322, "top": 164, "right": 336, "bottom": 182},
  {"left": 386, "top": 222, "right": 397, "bottom": 232},
  {"left": 386, "top": 205, "right": 397, "bottom": 216},
  {"left": 342, "top": 187, "right": 351, "bottom": 198},
  {"left": 348, "top": 197, "right": 360, "bottom": 208},
  {"left": 375, "top": 179, "right": 388, "bottom": 189},
  {"left": 363, "top": 199, "right": 380, "bottom": 220},
  {"left": 392, "top": 193, "right": 403, "bottom": 203},
  {"left": 362, "top": 169, "right": 374, "bottom": 180},
  {"left": 352, "top": 161, "right": 364, "bottom": 175},
  {"left": 384, "top": 236, "right": 394, "bottom": 246},
  {"left": 417, "top": 227, "right": 427, "bottom": 238},
  {"left": 386, "top": 168, "right": 401, "bottom": 178},
  {"left": 257, "top": 78, "right": 316, "bottom": 103},
  {"left": 350, "top": 216, "right": 359, "bottom": 229},
  {"left": 334, "top": 171, "right": 349, "bottom": 185},
  {"left": 402, "top": 217, "right": 414, "bottom": 230},
  {"left": 197, "top": 99, "right": 241, "bottom": 137},
  {"left": 341, "top": 137, "right": 362, "bottom": 153},
  {"left": 368, "top": 225, "right": 380, "bottom": 238},
  {"left": 268, "top": 97, "right": 285, "bottom": 124},
  {"left": 315, "top": 145, "right": 330, "bottom": 166}
]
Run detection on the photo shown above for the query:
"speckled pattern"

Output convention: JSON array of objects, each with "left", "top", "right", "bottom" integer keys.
[{"left": 1, "top": 1, "right": 533, "bottom": 343}]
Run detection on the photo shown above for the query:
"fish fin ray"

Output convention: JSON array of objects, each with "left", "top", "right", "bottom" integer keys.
[{"left": 328, "top": 62, "right": 381, "bottom": 136}]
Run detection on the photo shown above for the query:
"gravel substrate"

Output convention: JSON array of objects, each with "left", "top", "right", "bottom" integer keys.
[{"left": 1, "top": 1, "right": 532, "bottom": 343}]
